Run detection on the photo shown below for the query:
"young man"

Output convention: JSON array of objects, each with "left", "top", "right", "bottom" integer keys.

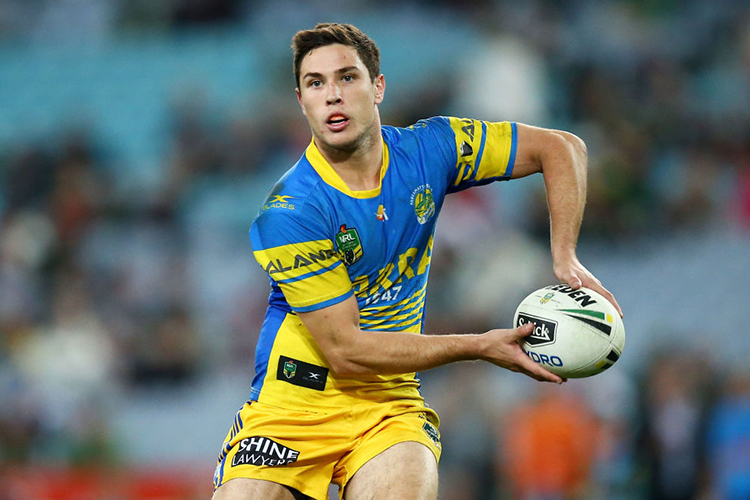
[{"left": 212, "top": 23, "right": 622, "bottom": 500}]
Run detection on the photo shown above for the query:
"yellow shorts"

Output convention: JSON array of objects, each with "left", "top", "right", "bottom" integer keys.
[{"left": 213, "top": 400, "right": 442, "bottom": 500}]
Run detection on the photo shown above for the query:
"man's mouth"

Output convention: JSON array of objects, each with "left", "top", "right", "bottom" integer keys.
[{"left": 327, "top": 114, "right": 349, "bottom": 130}]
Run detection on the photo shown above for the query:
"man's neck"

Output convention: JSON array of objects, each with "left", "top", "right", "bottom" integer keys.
[{"left": 316, "top": 129, "right": 383, "bottom": 192}]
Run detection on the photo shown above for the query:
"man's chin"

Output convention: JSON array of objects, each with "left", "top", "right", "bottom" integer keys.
[{"left": 316, "top": 134, "right": 360, "bottom": 156}]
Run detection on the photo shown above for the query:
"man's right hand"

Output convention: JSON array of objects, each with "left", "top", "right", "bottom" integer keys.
[{"left": 480, "top": 323, "right": 565, "bottom": 384}]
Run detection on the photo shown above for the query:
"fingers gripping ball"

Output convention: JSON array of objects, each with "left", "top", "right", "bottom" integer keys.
[{"left": 513, "top": 284, "right": 625, "bottom": 378}]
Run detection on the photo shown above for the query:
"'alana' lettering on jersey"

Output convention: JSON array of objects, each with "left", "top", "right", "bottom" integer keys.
[{"left": 263, "top": 248, "right": 337, "bottom": 276}]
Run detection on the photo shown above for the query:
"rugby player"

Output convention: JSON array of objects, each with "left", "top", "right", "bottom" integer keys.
[{"left": 212, "top": 23, "right": 621, "bottom": 500}]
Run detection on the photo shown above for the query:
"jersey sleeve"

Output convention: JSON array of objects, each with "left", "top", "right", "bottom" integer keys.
[
  {"left": 250, "top": 205, "right": 353, "bottom": 313},
  {"left": 420, "top": 116, "right": 518, "bottom": 193}
]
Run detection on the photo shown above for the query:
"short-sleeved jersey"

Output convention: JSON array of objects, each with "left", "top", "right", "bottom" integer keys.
[{"left": 248, "top": 116, "right": 517, "bottom": 410}]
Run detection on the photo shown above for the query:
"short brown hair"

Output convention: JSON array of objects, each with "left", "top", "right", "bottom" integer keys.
[{"left": 292, "top": 23, "right": 381, "bottom": 87}]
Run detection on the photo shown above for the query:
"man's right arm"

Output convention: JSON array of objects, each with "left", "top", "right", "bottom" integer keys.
[{"left": 297, "top": 294, "right": 564, "bottom": 383}]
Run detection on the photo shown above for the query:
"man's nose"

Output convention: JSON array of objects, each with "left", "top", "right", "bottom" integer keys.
[{"left": 326, "top": 82, "right": 342, "bottom": 104}]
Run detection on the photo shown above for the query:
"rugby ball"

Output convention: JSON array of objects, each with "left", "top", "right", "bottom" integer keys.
[{"left": 513, "top": 284, "right": 625, "bottom": 378}]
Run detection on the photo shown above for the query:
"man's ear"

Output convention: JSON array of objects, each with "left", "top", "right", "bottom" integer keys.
[
  {"left": 374, "top": 74, "right": 385, "bottom": 104},
  {"left": 296, "top": 88, "right": 307, "bottom": 116}
]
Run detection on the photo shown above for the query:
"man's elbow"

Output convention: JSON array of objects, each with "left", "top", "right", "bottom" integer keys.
[
  {"left": 324, "top": 347, "right": 375, "bottom": 377},
  {"left": 557, "top": 130, "right": 588, "bottom": 163}
]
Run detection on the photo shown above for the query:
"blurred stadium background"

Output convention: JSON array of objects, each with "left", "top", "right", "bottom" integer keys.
[{"left": 1, "top": 0, "right": 749, "bottom": 499}]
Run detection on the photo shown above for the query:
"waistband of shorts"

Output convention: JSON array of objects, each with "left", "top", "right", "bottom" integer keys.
[{"left": 250, "top": 392, "right": 431, "bottom": 415}]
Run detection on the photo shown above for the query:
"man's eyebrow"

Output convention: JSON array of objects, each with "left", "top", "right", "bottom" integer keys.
[
  {"left": 302, "top": 66, "right": 362, "bottom": 80},
  {"left": 302, "top": 71, "right": 324, "bottom": 81},
  {"left": 336, "top": 66, "right": 360, "bottom": 75}
]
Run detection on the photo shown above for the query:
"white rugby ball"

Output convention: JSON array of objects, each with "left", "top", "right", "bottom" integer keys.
[{"left": 513, "top": 284, "right": 625, "bottom": 378}]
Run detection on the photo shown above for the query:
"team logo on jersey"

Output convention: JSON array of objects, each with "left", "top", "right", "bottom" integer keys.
[
  {"left": 335, "top": 224, "right": 363, "bottom": 265},
  {"left": 410, "top": 184, "right": 436, "bottom": 225},
  {"left": 375, "top": 204, "right": 388, "bottom": 221}
]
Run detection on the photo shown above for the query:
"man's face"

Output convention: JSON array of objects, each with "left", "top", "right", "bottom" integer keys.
[{"left": 296, "top": 43, "right": 385, "bottom": 154}]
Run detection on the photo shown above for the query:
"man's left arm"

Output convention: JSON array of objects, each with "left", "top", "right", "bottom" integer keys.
[{"left": 511, "top": 123, "right": 623, "bottom": 317}]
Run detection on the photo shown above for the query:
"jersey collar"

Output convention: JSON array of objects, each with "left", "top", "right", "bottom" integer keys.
[{"left": 305, "top": 138, "right": 389, "bottom": 199}]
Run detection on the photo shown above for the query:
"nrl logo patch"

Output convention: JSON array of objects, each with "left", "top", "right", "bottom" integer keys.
[
  {"left": 277, "top": 356, "right": 328, "bottom": 391},
  {"left": 335, "top": 224, "right": 363, "bottom": 265},
  {"left": 283, "top": 360, "right": 296, "bottom": 379},
  {"left": 410, "top": 184, "right": 436, "bottom": 225}
]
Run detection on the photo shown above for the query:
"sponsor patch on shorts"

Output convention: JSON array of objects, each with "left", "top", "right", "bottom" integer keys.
[
  {"left": 231, "top": 436, "right": 300, "bottom": 467},
  {"left": 277, "top": 355, "right": 328, "bottom": 391}
]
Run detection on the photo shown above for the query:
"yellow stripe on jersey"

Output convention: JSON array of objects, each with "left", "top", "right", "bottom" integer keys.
[
  {"left": 360, "top": 285, "right": 427, "bottom": 331},
  {"left": 360, "top": 285, "right": 427, "bottom": 316},
  {"left": 253, "top": 239, "right": 352, "bottom": 310},
  {"left": 448, "top": 117, "right": 514, "bottom": 185},
  {"left": 306, "top": 138, "right": 390, "bottom": 199},
  {"left": 477, "top": 121, "right": 514, "bottom": 178},
  {"left": 360, "top": 308, "right": 424, "bottom": 330}
]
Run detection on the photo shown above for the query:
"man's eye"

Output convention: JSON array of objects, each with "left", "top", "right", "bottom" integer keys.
[
  {"left": 309, "top": 80, "right": 322, "bottom": 88},
  {"left": 342, "top": 75, "right": 354, "bottom": 82}
]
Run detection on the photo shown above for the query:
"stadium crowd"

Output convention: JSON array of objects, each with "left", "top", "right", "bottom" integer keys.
[{"left": 1, "top": 0, "right": 749, "bottom": 499}]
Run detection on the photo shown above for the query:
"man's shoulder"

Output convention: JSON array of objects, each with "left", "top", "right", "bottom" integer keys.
[
  {"left": 252, "top": 157, "right": 329, "bottom": 235},
  {"left": 383, "top": 116, "right": 452, "bottom": 142},
  {"left": 382, "top": 117, "right": 457, "bottom": 160},
  {"left": 262, "top": 155, "right": 323, "bottom": 206}
]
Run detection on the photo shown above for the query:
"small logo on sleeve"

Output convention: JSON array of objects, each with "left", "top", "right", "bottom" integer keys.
[
  {"left": 335, "top": 224, "right": 363, "bottom": 265},
  {"left": 277, "top": 356, "right": 328, "bottom": 391}
]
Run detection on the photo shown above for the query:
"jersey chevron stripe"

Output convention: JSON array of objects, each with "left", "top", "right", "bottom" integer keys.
[
  {"left": 360, "top": 302, "right": 425, "bottom": 322},
  {"left": 360, "top": 303, "right": 425, "bottom": 324},
  {"left": 359, "top": 285, "right": 427, "bottom": 314},
  {"left": 293, "top": 289, "right": 353, "bottom": 312},
  {"left": 360, "top": 299, "right": 424, "bottom": 320},
  {"left": 266, "top": 261, "right": 345, "bottom": 285},
  {"left": 361, "top": 309, "right": 422, "bottom": 330},
  {"left": 361, "top": 316, "right": 424, "bottom": 331},
  {"left": 282, "top": 279, "right": 352, "bottom": 310}
]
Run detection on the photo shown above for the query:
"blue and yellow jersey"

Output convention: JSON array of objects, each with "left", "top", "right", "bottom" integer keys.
[{"left": 248, "top": 116, "right": 517, "bottom": 410}]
